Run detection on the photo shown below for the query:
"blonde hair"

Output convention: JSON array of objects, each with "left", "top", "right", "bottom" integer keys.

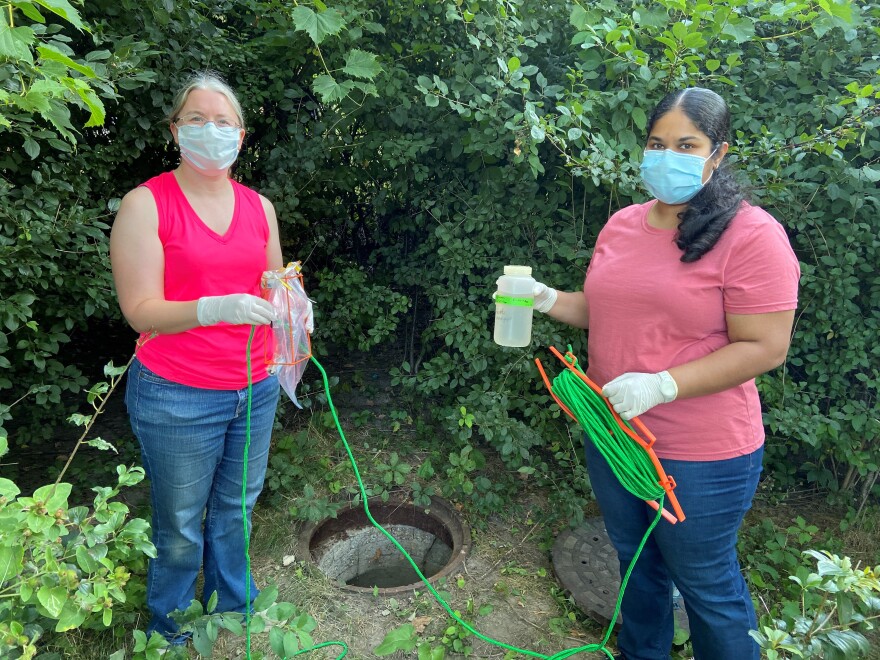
[{"left": 167, "top": 71, "right": 246, "bottom": 130}]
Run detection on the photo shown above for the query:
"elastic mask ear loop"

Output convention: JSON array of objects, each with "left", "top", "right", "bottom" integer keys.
[{"left": 702, "top": 145, "right": 721, "bottom": 186}]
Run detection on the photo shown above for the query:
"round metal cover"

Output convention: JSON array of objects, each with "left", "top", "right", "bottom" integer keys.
[{"left": 552, "top": 517, "right": 689, "bottom": 632}]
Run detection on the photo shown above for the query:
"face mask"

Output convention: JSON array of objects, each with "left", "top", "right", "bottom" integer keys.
[
  {"left": 176, "top": 123, "right": 242, "bottom": 175},
  {"left": 639, "top": 148, "right": 717, "bottom": 205}
]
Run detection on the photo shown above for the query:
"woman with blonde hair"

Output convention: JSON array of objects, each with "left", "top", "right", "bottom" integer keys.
[{"left": 110, "top": 72, "right": 283, "bottom": 645}]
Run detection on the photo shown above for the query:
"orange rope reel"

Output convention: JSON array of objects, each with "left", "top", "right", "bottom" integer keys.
[{"left": 535, "top": 346, "right": 685, "bottom": 524}]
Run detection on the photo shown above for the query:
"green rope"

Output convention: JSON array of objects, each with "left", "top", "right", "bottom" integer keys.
[
  {"left": 551, "top": 355, "right": 665, "bottom": 503},
  {"left": 286, "top": 641, "right": 350, "bottom": 657},
  {"left": 242, "top": 328, "right": 349, "bottom": 659},
  {"left": 239, "top": 339, "right": 666, "bottom": 659},
  {"left": 244, "top": 327, "right": 255, "bottom": 657},
  {"left": 543, "top": 352, "right": 668, "bottom": 657}
]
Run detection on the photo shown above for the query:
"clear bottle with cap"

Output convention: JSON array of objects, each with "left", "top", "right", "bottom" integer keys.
[{"left": 493, "top": 265, "right": 535, "bottom": 347}]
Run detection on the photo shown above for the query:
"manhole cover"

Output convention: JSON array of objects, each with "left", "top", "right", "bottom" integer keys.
[
  {"left": 552, "top": 517, "right": 689, "bottom": 632},
  {"left": 298, "top": 495, "right": 471, "bottom": 594}
]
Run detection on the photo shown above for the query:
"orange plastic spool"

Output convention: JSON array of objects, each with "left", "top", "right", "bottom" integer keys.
[{"left": 535, "top": 346, "right": 685, "bottom": 524}]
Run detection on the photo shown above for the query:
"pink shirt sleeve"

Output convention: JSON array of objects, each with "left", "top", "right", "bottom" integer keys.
[{"left": 723, "top": 215, "right": 800, "bottom": 314}]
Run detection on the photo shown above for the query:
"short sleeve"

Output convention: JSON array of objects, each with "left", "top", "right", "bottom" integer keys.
[{"left": 723, "top": 217, "right": 800, "bottom": 314}]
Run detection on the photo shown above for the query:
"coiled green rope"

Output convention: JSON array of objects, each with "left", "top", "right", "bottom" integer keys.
[{"left": 551, "top": 356, "right": 666, "bottom": 504}]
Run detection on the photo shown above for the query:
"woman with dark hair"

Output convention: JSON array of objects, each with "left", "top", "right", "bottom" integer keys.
[{"left": 530, "top": 88, "right": 800, "bottom": 659}]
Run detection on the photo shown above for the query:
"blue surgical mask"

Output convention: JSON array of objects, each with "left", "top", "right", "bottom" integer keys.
[
  {"left": 177, "top": 123, "right": 242, "bottom": 174},
  {"left": 639, "top": 148, "right": 717, "bottom": 205}
]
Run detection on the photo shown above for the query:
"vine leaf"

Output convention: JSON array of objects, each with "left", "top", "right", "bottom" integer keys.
[{"left": 292, "top": 6, "right": 345, "bottom": 46}]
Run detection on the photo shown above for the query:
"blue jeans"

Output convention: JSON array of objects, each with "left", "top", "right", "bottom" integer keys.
[
  {"left": 125, "top": 358, "right": 280, "bottom": 643},
  {"left": 584, "top": 438, "right": 762, "bottom": 660}
]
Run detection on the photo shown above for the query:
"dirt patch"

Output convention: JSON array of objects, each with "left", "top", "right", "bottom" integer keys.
[
  {"left": 203, "top": 346, "right": 616, "bottom": 658},
  {"left": 210, "top": 503, "right": 616, "bottom": 660}
]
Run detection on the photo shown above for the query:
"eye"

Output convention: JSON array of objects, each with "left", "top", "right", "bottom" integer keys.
[{"left": 180, "top": 115, "right": 207, "bottom": 127}]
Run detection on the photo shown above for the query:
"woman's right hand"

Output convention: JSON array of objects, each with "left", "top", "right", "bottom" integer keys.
[
  {"left": 533, "top": 282, "right": 558, "bottom": 313},
  {"left": 534, "top": 286, "right": 589, "bottom": 329},
  {"left": 197, "top": 294, "right": 276, "bottom": 326}
]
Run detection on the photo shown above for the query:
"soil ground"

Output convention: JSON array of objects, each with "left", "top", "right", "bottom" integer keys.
[{"left": 235, "top": 501, "right": 616, "bottom": 660}]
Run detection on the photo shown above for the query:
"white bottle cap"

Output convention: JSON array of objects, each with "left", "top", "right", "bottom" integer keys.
[{"left": 504, "top": 265, "right": 532, "bottom": 276}]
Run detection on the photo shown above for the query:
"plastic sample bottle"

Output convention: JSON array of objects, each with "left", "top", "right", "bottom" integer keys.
[{"left": 493, "top": 265, "right": 535, "bottom": 347}]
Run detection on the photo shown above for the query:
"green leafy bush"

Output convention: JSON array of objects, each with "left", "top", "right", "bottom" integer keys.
[
  {"left": 405, "top": 0, "right": 879, "bottom": 512},
  {"left": 310, "top": 263, "right": 410, "bottom": 353},
  {"left": 0, "top": 360, "right": 152, "bottom": 657},
  {"left": 1, "top": 0, "right": 877, "bottom": 606},
  {"left": 0, "top": 464, "right": 154, "bottom": 658},
  {"left": 750, "top": 550, "right": 880, "bottom": 659}
]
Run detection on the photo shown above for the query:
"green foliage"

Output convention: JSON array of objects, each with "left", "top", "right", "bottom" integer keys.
[
  {"left": 310, "top": 263, "right": 410, "bottom": 352},
  {"left": 374, "top": 451, "right": 412, "bottom": 487},
  {"left": 375, "top": 595, "right": 495, "bottom": 658},
  {"left": 127, "top": 628, "right": 174, "bottom": 659},
  {"left": 0, "top": 0, "right": 153, "bottom": 446},
  {"left": 288, "top": 482, "right": 345, "bottom": 522},
  {"left": 749, "top": 550, "right": 880, "bottom": 659},
  {"left": 1, "top": 0, "right": 877, "bottom": 634},
  {"left": 0, "top": 359, "right": 152, "bottom": 657},
  {"left": 441, "top": 597, "right": 494, "bottom": 657},
  {"left": 1, "top": 0, "right": 113, "bottom": 140},
  {"left": 120, "top": 584, "right": 326, "bottom": 660},
  {"left": 736, "top": 513, "right": 880, "bottom": 656},
  {"left": 741, "top": 516, "right": 824, "bottom": 596},
  {"left": 264, "top": 427, "right": 346, "bottom": 508},
  {"left": 374, "top": 621, "right": 418, "bottom": 656},
  {"left": 404, "top": 0, "right": 879, "bottom": 511},
  {"left": 0, "top": 465, "right": 154, "bottom": 658}
]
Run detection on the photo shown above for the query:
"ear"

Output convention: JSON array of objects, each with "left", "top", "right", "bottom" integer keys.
[
  {"left": 714, "top": 141, "right": 729, "bottom": 167},
  {"left": 237, "top": 128, "right": 245, "bottom": 150},
  {"left": 170, "top": 122, "right": 179, "bottom": 145}
]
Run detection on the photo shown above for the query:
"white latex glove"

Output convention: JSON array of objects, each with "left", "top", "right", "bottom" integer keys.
[
  {"left": 602, "top": 371, "right": 678, "bottom": 420},
  {"left": 533, "top": 282, "right": 558, "bottom": 313},
  {"left": 304, "top": 298, "right": 315, "bottom": 334},
  {"left": 197, "top": 294, "right": 276, "bottom": 326}
]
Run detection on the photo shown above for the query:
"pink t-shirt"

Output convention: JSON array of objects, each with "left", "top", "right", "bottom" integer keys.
[
  {"left": 134, "top": 171, "right": 271, "bottom": 389},
  {"left": 583, "top": 201, "right": 800, "bottom": 460}
]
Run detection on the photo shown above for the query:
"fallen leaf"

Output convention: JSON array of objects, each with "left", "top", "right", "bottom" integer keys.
[{"left": 412, "top": 616, "right": 432, "bottom": 633}]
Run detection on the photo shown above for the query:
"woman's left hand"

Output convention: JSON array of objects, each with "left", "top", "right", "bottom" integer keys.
[{"left": 602, "top": 371, "right": 678, "bottom": 420}]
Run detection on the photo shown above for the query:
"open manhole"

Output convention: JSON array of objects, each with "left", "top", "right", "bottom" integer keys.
[{"left": 297, "top": 496, "right": 471, "bottom": 594}]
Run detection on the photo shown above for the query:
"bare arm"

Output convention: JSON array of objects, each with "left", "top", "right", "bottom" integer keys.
[
  {"left": 109, "top": 187, "right": 202, "bottom": 334},
  {"left": 544, "top": 290, "right": 590, "bottom": 329},
  {"left": 668, "top": 309, "right": 795, "bottom": 399},
  {"left": 261, "top": 195, "right": 283, "bottom": 270}
]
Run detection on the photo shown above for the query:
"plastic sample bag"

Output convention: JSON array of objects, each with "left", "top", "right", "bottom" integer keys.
[{"left": 262, "top": 262, "right": 313, "bottom": 408}]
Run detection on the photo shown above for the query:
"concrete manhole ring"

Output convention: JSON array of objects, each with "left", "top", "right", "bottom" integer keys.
[{"left": 297, "top": 495, "right": 471, "bottom": 595}]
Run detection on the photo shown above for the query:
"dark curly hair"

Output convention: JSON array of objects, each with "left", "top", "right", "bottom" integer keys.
[{"left": 646, "top": 88, "right": 746, "bottom": 262}]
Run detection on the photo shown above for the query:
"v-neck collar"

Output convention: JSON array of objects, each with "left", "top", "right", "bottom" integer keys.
[{"left": 170, "top": 172, "right": 240, "bottom": 243}]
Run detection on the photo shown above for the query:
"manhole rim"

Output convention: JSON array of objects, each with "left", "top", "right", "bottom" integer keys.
[{"left": 297, "top": 494, "right": 471, "bottom": 594}]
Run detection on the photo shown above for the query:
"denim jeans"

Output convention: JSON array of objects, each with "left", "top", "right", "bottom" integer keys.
[
  {"left": 584, "top": 438, "right": 762, "bottom": 660},
  {"left": 125, "top": 358, "right": 280, "bottom": 644}
]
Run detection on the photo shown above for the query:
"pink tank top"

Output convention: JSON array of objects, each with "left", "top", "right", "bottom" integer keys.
[{"left": 135, "top": 171, "right": 271, "bottom": 389}]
